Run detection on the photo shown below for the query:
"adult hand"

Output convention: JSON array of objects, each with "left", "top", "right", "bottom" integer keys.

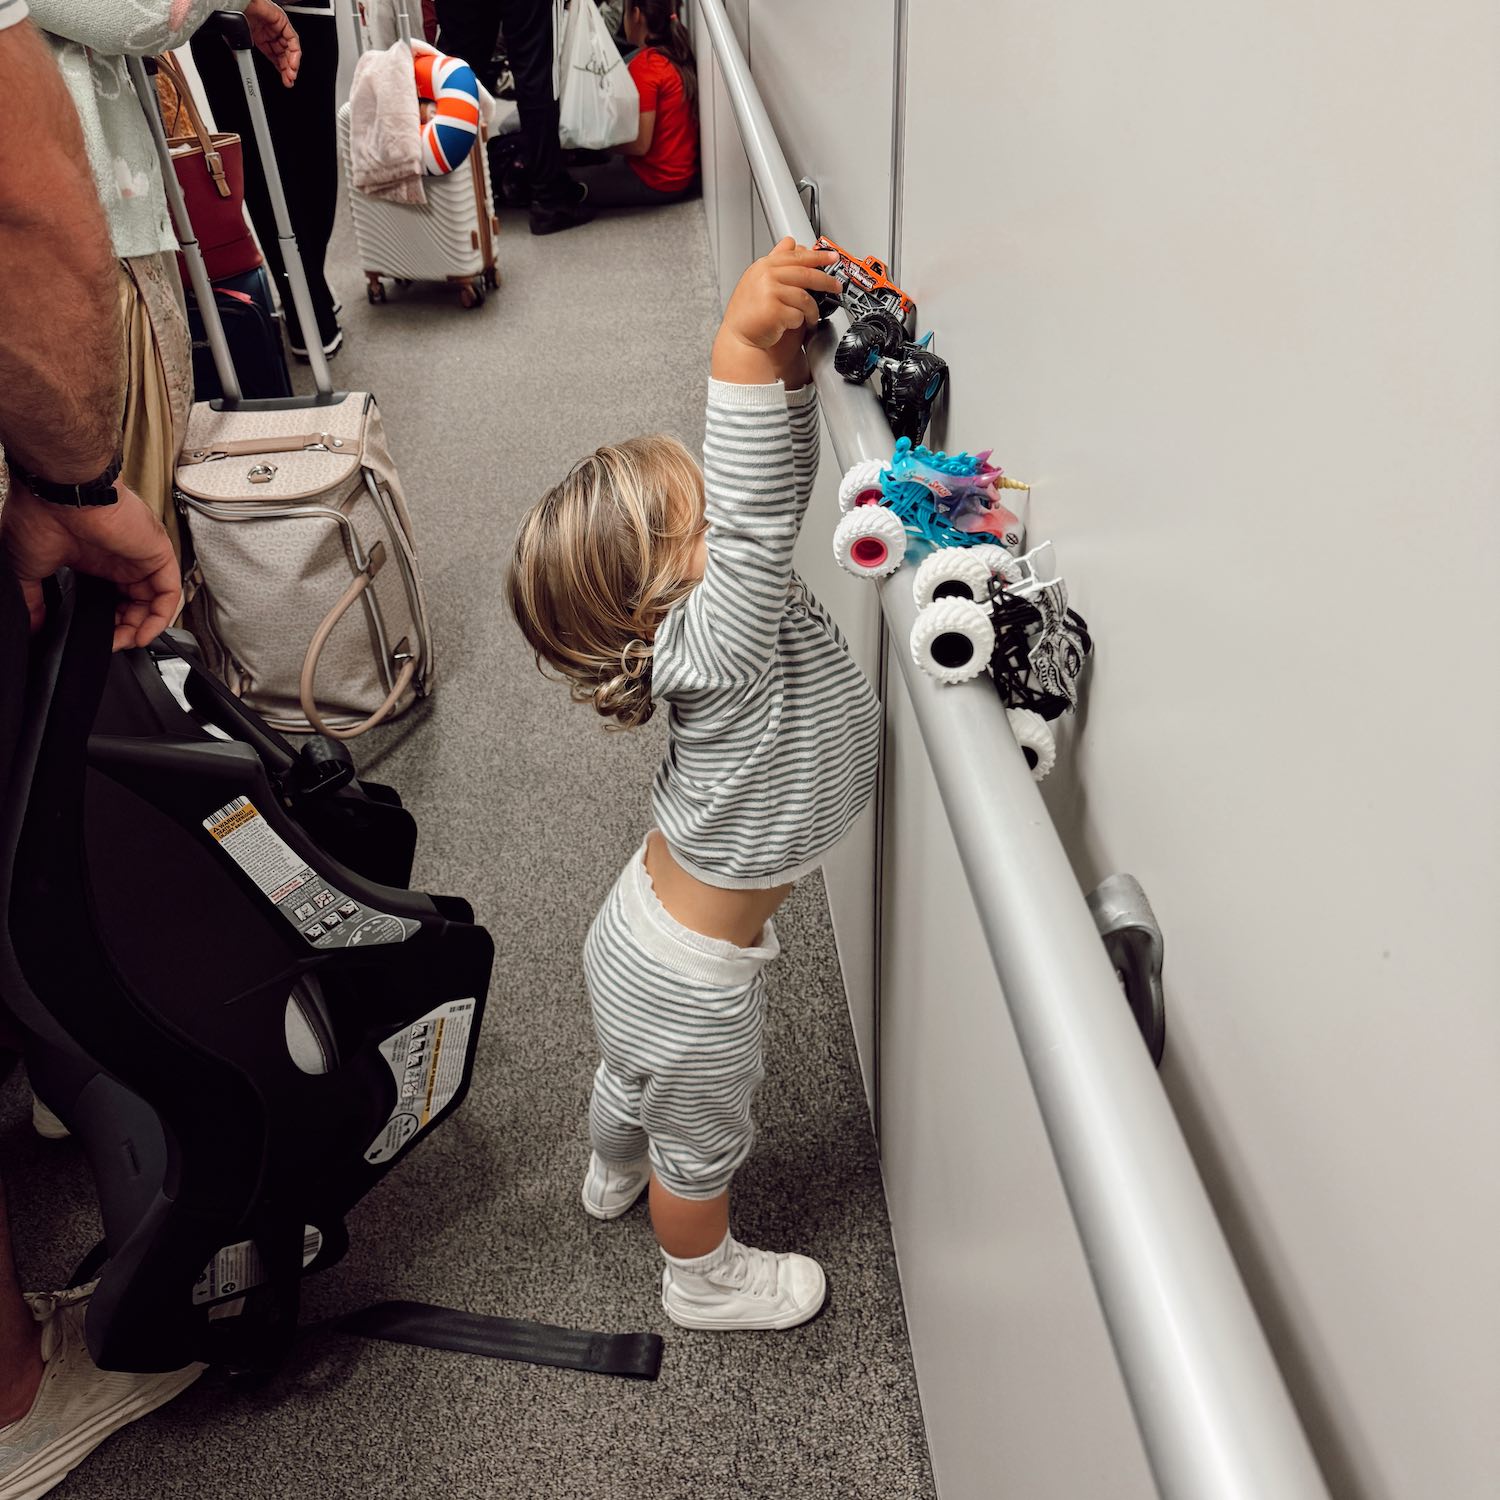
[
  {"left": 245, "top": 0, "right": 301, "bottom": 88},
  {"left": 0, "top": 478, "right": 183, "bottom": 650}
]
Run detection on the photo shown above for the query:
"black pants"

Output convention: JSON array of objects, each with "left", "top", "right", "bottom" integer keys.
[
  {"left": 0, "top": 564, "right": 25, "bottom": 818},
  {"left": 190, "top": 15, "right": 340, "bottom": 338},
  {"left": 572, "top": 156, "right": 699, "bottom": 209},
  {"left": 0, "top": 564, "right": 26, "bottom": 1048},
  {"left": 435, "top": 0, "right": 571, "bottom": 208}
]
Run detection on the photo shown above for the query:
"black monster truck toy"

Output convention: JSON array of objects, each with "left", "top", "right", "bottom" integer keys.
[
  {"left": 907, "top": 542, "right": 1094, "bottom": 781},
  {"left": 813, "top": 236, "right": 949, "bottom": 444}
]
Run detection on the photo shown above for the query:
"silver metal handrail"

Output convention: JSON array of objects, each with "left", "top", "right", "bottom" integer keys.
[{"left": 693, "top": 4, "right": 1330, "bottom": 1497}]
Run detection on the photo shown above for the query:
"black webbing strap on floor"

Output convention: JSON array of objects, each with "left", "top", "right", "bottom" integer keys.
[
  {"left": 69, "top": 1236, "right": 663, "bottom": 1379},
  {"left": 67, "top": 1241, "right": 109, "bottom": 1291},
  {"left": 333, "top": 1301, "right": 664, "bottom": 1380}
]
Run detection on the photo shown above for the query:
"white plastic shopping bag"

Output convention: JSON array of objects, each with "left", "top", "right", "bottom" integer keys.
[{"left": 556, "top": 0, "right": 639, "bottom": 150}]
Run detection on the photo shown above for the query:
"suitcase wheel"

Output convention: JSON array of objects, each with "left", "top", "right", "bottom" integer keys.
[{"left": 459, "top": 278, "right": 485, "bottom": 310}]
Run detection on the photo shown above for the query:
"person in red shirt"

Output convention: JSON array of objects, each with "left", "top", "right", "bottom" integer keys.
[{"left": 573, "top": 0, "right": 700, "bottom": 208}]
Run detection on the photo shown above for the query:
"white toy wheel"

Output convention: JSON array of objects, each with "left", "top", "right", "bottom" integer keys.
[
  {"left": 1007, "top": 707, "right": 1057, "bottom": 781},
  {"left": 838, "top": 459, "right": 887, "bottom": 514},
  {"left": 967, "top": 543, "right": 1017, "bottom": 576},
  {"left": 833, "top": 506, "right": 907, "bottom": 578},
  {"left": 909, "top": 597, "right": 995, "bottom": 684},
  {"left": 911, "top": 548, "right": 995, "bottom": 608}
]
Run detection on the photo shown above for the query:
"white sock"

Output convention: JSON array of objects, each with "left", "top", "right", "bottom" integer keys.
[
  {"left": 595, "top": 1150, "right": 649, "bottom": 1170},
  {"left": 662, "top": 1231, "right": 734, "bottom": 1278}
]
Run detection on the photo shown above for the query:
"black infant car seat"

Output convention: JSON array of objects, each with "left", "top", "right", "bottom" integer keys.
[{"left": 0, "top": 574, "right": 659, "bottom": 1380}]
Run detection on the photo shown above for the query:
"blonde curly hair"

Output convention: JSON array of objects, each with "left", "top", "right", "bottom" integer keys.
[{"left": 507, "top": 435, "right": 706, "bottom": 729}]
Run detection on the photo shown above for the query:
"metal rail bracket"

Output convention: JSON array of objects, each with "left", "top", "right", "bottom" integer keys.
[
  {"left": 1088, "top": 874, "right": 1166, "bottom": 1066},
  {"left": 796, "top": 177, "right": 821, "bottom": 238}
]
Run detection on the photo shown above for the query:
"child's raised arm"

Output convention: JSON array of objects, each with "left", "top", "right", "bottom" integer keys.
[
  {"left": 713, "top": 239, "right": 833, "bottom": 526},
  {"left": 711, "top": 239, "right": 839, "bottom": 389},
  {"left": 651, "top": 245, "right": 839, "bottom": 695}
]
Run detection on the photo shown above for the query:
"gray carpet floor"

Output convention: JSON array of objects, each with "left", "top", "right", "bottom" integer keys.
[{"left": 0, "top": 191, "right": 935, "bottom": 1499}]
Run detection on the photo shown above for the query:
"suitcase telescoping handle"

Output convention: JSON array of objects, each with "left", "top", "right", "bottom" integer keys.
[
  {"left": 346, "top": 1, "right": 416, "bottom": 61},
  {"left": 129, "top": 54, "right": 242, "bottom": 404},
  {"left": 212, "top": 10, "right": 334, "bottom": 398},
  {"left": 129, "top": 17, "right": 336, "bottom": 405}
]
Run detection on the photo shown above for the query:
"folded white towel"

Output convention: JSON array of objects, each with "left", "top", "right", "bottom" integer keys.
[
  {"left": 359, "top": 1, "right": 499, "bottom": 122},
  {"left": 348, "top": 41, "right": 426, "bottom": 206}
]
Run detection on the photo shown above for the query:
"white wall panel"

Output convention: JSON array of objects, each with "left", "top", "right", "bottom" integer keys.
[
  {"left": 896, "top": 3, "right": 1500, "bottom": 1497},
  {"left": 695, "top": 3, "right": 1174, "bottom": 1490},
  {"left": 789, "top": 414, "right": 881, "bottom": 1107},
  {"left": 746, "top": 0, "right": 896, "bottom": 263},
  {"left": 879, "top": 660, "right": 1157, "bottom": 1500},
  {"left": 705, "top": 0, "right": 752, "bottom": 308},
  {"left": 742, "top": 0, "right": 899, "bottom": 1108},
  {"left": 694, "top": 2, "right": 719, "bottom": 273}
]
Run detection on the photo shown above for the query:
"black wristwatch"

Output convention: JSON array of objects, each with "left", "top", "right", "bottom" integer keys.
[{"left": 9, "top": 454, "right": 122, "bottom": 507}]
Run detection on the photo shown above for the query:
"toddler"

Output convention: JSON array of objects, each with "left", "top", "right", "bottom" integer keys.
[{"left": 508, "top": 240, "right": 881, "bottom": 1330}]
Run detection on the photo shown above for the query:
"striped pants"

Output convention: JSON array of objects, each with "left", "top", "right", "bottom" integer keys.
[{"left": 583, "top": 841, "right": 780, "bottom": 1201}]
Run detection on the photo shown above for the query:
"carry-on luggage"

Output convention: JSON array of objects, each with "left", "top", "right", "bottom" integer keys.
[
  {"left": 340, "top": 0, "right": 500, "bottom": 309},
  {"left": 134, "top": 28, "right": 434, "bottom": 739},
  {"left": 488, "top": 129, "right": 532, "bottom": 206},
  {"left": 153, "top": 50, "right": 262, "bottom": 284},
  {"left": 185, "top": 262, "right": 293, "bottom": 401}
]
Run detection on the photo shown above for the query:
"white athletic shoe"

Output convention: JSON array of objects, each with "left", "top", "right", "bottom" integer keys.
[
  {"left": 30, "top": 1097, "right": 69, "bottom": 1141},
  {"left": 0, "top": 1285, "right": 205, "bottom": 1500},
  {"left": 661, "top": 1239, "right": 827, "bottom": 1331},
  {"left": 580, "top": 1151, "right": 651, "bottom": 1220}
]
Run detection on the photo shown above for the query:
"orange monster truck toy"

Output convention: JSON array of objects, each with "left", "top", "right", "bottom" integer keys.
[{"left": 813, "top": 236, "right": 949, "bottom": 443}]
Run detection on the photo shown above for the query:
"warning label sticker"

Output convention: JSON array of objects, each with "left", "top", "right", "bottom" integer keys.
[
  {"left": 192, "top": 1227, "right": 324, "bottom": 1307},
  {"left": 192, "top": 1239, "right": 265, "bottom": 1306},
  {"left": 364, "top": 998, "right": 476, "bottom": 1165},
  {"left": 203, "top": 797, "right": 420, "bottom": 950}
]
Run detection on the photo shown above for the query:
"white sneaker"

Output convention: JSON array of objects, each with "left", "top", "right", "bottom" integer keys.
[
  {"left": 661, "top": 1238, "right": 827, "bottom": 1331},
  {"left": 0, "top": 1285, "right": 205, "bottom": 1500},
  {"left": 30, "top": 1097, "right": 69, "bottom": 1141},
  {"left": 580, "top": 1152, "right": 651, "bottom": 1220}
]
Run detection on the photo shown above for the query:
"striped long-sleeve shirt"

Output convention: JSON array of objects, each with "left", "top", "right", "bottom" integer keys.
[{"left": 650, "top": 379, "right": 882, "bottom": 889}]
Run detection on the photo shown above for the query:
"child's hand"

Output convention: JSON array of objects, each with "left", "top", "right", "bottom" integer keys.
[
  {"left": 713, "top": 239, "right": 839, "bottom": 385},
  {"left": 724, "top": 238, "right": 839, "bottom": 348}
]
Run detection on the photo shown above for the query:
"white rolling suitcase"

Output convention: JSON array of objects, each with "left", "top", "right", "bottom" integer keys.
[
  {"left": 133, "top": 23, "right": 434, "bottom": 740},
  {"left": 340, "top": 0, "right": 500, "bottom": 309}
]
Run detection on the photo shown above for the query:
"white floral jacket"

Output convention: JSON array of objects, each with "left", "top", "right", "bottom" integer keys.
[{"left": 29, "top": 0, "right": 248, "bottom": 259}]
